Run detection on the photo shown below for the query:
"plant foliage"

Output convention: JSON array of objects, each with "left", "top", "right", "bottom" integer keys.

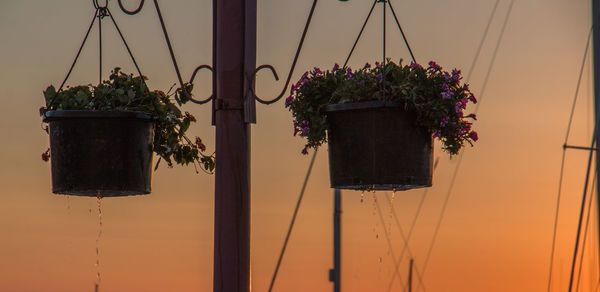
[
  {"left": 286, "top": 60, "right": 478, "bottom": 155},
  {"left": 39, "top": 67, "right": 215, "bottom": 173}
]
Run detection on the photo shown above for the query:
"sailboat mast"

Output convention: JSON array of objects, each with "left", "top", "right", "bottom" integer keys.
[{"left": 593, "top": 0, "right": 600, "bottom": 280}]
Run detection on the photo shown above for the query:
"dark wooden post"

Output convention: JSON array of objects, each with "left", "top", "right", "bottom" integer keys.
[{"left": 213, "top": 0, "right": 256, "bottom": 291}]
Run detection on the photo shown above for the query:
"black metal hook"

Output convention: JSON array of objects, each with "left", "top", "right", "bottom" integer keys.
[
  {"left": 117, "top": 0, "right": 145, "bottom": 15},
  {"left": 186, "top": 64, "right": 214, "bottom": 105}
]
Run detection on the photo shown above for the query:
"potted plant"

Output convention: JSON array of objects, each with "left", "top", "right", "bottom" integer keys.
[
  {"left": 39, "top": 67, "right": 215, "bottom": 197},
  {"left": 286, "top": 60, "right": 478, "bottom": 191}
]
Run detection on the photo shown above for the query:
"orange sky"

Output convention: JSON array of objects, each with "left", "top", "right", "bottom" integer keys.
[{"left": 0, "top": 0, "right": 599, "bottom": 291}]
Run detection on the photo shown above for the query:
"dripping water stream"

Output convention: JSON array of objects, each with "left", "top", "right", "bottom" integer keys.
[{"left": 94, "top": 192, "right": 103, "bottom": 292}]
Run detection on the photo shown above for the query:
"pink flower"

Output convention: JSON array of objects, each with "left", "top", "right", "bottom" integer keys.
[
  {"left": 428, "top": 61, "right": 441, "bottom": 71},
  {"left": 433, "top": 130, "right": 441, "bottom": 139},
  {"left": 442, "top": 83, "right": 449, "bottom": 91},
  {"left": 375, "top": 61, "right": 382, "bottom": 68},
  {"left": 469, "top": 94, "right": 477, "bottom": 104},
  {"left": 364, "top": 62, "right": 371, "bottom": 69},
  {"left": 332, "top": 63, "right": 340, "bottom": 71},
  {"left": 465, "top": 113, "right": 477, "bottom": 120},
  {"left": 346, "top": 69, "right": 353, "bottom": 79},
  {"left": 410, "top": 62, "right": 422, "bottom": 69},
  {"left": 470, "top": 131, "right": 479, "bottom": 141}
]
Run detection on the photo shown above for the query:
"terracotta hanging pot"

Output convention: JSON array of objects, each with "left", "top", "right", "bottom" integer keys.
[
  {"left": 324, "top": 100, "right": 433, "bottom": 191},
  {"left": 43, "top": 110, "right": 155, "bottom": 197}
]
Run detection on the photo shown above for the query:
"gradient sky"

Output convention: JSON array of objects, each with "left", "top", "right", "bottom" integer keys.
[{"left": 0, "top": 0, "right": 598, "bottom": 291}]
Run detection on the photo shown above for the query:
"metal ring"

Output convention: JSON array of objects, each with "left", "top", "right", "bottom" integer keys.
[{"left": 94, "top": 0, "right": 108, "bottom": 9}]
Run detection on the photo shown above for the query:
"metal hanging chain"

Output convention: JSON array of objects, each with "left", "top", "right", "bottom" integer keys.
[
  {"left": 46, "top": 9, "right": 99, "bottom": 109},
  {"left": 344, "top": 0, "right": 416, "bottom": 68},
  {"left": 343, "top": 0, "right": 377, "bottom": 68},
  {"left": 251, "top": 0, "right": 319, "bottom": 105},
  {"left": 387, "top": 0, "right": 416, "bottom": 64}
]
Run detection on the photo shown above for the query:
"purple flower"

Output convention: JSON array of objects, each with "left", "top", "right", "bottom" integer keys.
[
  {"left": 301, "top": 146, "right": 309, "bottom": 155},
  {"left": 465, "top": 113, "right": 477, "bottom": 120},
  {"left": 299, "top": 120, "right": 310, "bottom": 137},
  {"left": 410, "top": 62, "right": 422, "bottom": 69},
  {"left": 470, "top": 131, "right": 479, "bottom": 141},
  {"left": 314, "top": 67, "right": 322, "bottom": 75},
  {"left": 364, "top": 62, "right": 371, "bottom": 69},
  {"left": 375, "top": 73, "right": 383, "bottom": 84},
  {"left": 346, "top": 69, "right": 353, "bottom": 79},
  {"left": 285, "top": 95, "right": 293, "bottom": 108},
  {"left": 455, "top": 102, "right": 463, "bottom": 113},
  {"left": 469, "top": 94, "right": 477, "bottom": 104},
  {"left": 442, "top": 83, "right": 449, "bottom": 91},
  {"left": 440, "top": 116, "right": 449, "bottom": 127},
  {"left": 332, "top": 63, "right": 340, "bottom": 71},
  {"left": 375, "top": 61, "right": 382, "bottom": 68},
  {"left": 428, "top": 61, "right": 441, "bottom": 71},
  {"left": 301, "top": 72, "right": 309, "bottom": 79},
  {"left": 433, "top": 130, "right": 441, "bottom": 139},
  {"left": 463, "top": 83, "right": 470, "bottom": 92},
  {"left": 441, "top": 91, "right": 453, "bottom": 99},
  {"left": 290, "top": 84, "right": 296, "bottom": 94},
  {"left": 451, "top": 69, "right": 461, "bottom": 83}
]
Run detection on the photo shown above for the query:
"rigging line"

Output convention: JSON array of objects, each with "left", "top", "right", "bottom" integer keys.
[
  {"left": 419, "top": 0, "right": 516, "bottom": 280},
  {"left": 474, "top": 0, "right": 514, "bottom": 113},
  {"left": 47, "top": 9, "right": 99, "bottom": 109},
  {"left": 387, "top": 0, "right": 416, "bottom": 64},
  {"left": 575, "top": 169, "right": 597, "bottom": 292},
  {"left": 99, "top": 9, "right": 102, "bottom": 84},
  {"left": 464, "top": 0, "right": 500, "bottom": 82},
  {"left": 343, "top": 0, "right": 378, "bottom": 68},
  {"left": 568, "top": 127, "right": 599, "bottom": 292},
  {"left": 268, "top": 149, "right": 318, "bottom": 292},
  {"left": 386, "top": 157, "right": 440, "bottom": 292},
  {"left": 546, "top": 26, "right": 593, "bottom": 292}
]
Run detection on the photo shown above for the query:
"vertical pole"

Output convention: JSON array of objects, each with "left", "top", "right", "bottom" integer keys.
[
  {"left": 333, "top": 189, "right": 342, "bottom": 292},
  {"left": 408, "top": 258, "right": 414, "bottom": 292},
  {"left": 593, "top": 0, "right": 600, "bottom": 281},
  {"left": 213, "top": 0, "right": 255, "bottom": 291}
]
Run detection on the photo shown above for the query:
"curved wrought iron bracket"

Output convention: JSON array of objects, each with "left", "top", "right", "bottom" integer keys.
[
  {"left": 186, "top": 65, "right": 214, "bottom": 105},
  {"left": 249, "top": 0, "right": 318, "bottom": 105}
]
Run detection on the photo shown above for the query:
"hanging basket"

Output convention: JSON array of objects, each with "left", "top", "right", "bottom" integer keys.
[
  {"left": 43, "top": 110, "right": 155, "bottom": 197},
  {"left": 324, "top": 101, "right": 433, "bottom": 191}
]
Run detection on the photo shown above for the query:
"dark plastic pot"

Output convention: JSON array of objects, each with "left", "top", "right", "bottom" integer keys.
[
  {"left": 325, "top": 101, "right": 433, "bottom": 191},
  {"left": 43, "top": 110, "right": 155, "bottom": 197}
]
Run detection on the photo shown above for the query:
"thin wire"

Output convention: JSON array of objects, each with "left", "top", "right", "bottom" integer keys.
[
  {"left": 419, "top": 0, "right": 515, "bottom": 279},
  {"left": 547, "top": 27, "right": 593, "bottom": 292},
  {"left": 382, "top": 0, "right": 386, "bottom": 100},
  {"left": 387, "top": 0, "right": 416, "bottom": 63},
  {"left": 343, "top": 0, "right": 378, "bottom": 68},
  {"left": 575, "top": 169, "right": 597, "bottom": 292},
  {"left": 98, "top": 10, "right": 103, "bottom": 84},
  {"left": 268, "top": 150, "right": 318, "bottom": 292},
  {"left": 47, "top": 9, "right": 98, "bottom": 108}
]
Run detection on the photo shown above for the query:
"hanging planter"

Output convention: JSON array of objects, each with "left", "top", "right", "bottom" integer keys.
[
  {"left": 40, "top": 68, "right": 215, "bottom": 197},
  {"left": 286, "top": 61, "right": 479, "bottom": 191},
  {"left": 325, "top": 101, "right": 432, "bottom": 190},
  {"left": 43, "top": 110, "right": 155, "bottom": 196}
]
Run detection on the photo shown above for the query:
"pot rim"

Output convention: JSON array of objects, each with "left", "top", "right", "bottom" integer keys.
[
  {"left": 43, "top": 110, "right": 155, "bottom": 122},
  {"left": 324, "top": 100, "right": 402, "bottom": 113}
]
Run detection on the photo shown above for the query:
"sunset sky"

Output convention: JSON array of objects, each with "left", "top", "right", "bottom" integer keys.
[{"left": 0, "top": 0, "right": 599, "bottom": 291}]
